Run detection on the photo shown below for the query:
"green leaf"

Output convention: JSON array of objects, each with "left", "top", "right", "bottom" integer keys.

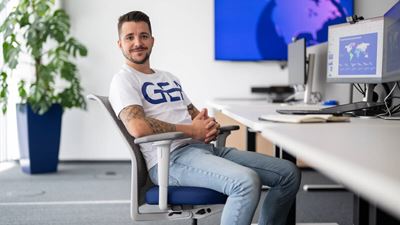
[
  {"left": 4, "top": 23, "right": 15, "bottom": 39},
  {"left": 60, "top": 61, "right": 77, "bottom": 81},
  {"left": 0, "top": 12, "right": 14, "bottom": 34},
  {"left": 1, "top": 105, "right": 6, "bottom": 114},
  {"left": 3, "top": 42, "right": 12, "bottom": 62},
  {"left": 18, "top": 80, "right": 27, "bottom": 100},
  {"left": 19, "top": 0, "right": 30, "bottom": 12},
  {"left": 2, "top": 40, "right": 20, "bottom": 68},
  {"left": 0, "top": 72, "right": 8, "bottom": 98},
  {"left": 1, "top": 71, "right": 10, "bottom": 114},
  {"left": 64, "top": 38, "right": 88, "bottom": 58},
  {"left": 38, "top": 64, "right": 55, "bottom": 83},
  {"left": 79, "top": 45, "right": 88, "bottom": 57},
  {"left": 19, "top": 12, "right": 30, "bottom": 27},
  {"left": 35, "top": 1, "right": 50, "bottom": 17},
  {"left": 47, "top": 9, "right": 70, "bottom": 43}
]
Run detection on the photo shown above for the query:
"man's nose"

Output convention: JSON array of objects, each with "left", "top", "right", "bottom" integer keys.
[{"left": 133, "top": 38, "right": 143, "bottom": 47}]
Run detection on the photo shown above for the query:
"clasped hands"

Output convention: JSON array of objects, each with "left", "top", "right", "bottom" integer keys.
[{"left": 191, "top": 108, "right": 220, "bottom": 143}]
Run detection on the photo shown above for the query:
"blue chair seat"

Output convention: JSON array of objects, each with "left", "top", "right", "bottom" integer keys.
[{"left": 146, "top": 186, "right": 228, "bottom": 205}]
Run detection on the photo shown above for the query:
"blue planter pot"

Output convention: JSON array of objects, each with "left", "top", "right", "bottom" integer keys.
[{"left": 16, "top": 104, "right": 63, "bottom": 174}]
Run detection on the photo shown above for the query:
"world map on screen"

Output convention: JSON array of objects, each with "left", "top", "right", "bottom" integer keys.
[{"left": 338, "top": 33, "right": 378, "bottom": 75}]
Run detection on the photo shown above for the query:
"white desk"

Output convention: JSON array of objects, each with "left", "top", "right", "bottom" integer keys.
[
  {"left": 208, "top": 99, "right": 400, "bottom": 222},
  {"left": 260, "top": 118, "right": 400, "bottom": 221},
  {"left": 208, "top": 99, "right": 323, "bottom": 130}
]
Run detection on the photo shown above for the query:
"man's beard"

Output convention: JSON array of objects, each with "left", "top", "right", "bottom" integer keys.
[{"left": 122, "top": 48, "right": 151, "bottom": 65}]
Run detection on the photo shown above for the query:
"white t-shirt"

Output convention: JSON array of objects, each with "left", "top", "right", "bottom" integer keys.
[{"left": 109, "top": 64, "right": 200, "bottom": 170}]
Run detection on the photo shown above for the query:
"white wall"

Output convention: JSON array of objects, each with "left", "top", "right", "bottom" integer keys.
[
  {"left": 355, "top": 0, "right": 399, "bottom": 19},
  {"left": 59, "top": 0, "right": 399, "bottom": 160}
]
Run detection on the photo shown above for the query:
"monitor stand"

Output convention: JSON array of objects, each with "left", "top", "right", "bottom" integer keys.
[
  {"left": 304, "top": 54, "right": 315, "bottom": 104},
  {"left": 285, "top": 53, "right": 317, "bottom": 104},
  {"left": 363, "top": 84, "right": 376, "bottom": 102}
]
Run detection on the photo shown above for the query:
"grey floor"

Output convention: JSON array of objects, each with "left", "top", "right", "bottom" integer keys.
[{"left": 0, "top": 162, "right": 353, "bottom": 225}]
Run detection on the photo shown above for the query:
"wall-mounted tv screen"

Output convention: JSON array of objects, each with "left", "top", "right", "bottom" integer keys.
[{"left": 215, "top": 0, "right": 353, "bottom": 61}]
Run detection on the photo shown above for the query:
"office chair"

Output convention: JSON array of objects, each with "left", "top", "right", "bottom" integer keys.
[{"left": 87, "top": 94, "right": 239, "bottom": 224}]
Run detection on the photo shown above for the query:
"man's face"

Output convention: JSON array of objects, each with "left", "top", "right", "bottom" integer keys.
[{"left": 118, "top": 21, "right": 154, "bottom": 65}]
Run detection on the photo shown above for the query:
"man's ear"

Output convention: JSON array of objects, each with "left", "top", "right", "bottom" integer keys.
[{"left": 117, "top": 39, "right": 122, "bottom": 49}]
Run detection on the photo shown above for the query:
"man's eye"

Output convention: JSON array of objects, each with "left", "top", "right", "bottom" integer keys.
[
  {"left": 126, "top": 36, "right": 134, "bottom": 41},
  {"left": 141, "top": 34, "right": 150, "bottom": 40}
]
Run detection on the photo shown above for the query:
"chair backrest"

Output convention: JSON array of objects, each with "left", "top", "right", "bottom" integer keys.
[{"left": 88, "top": 94, "right": 152, "bottom": 206}]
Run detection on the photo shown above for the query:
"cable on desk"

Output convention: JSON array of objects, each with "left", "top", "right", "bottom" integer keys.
[
  {"left": 377, "top": 82, "right": 400, "bottom": 118},
  {"left": 353, "top": 83, "right": 365, "bottom": 96}
]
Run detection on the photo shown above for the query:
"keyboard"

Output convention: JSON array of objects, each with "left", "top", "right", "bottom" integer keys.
[{"left": 276, "top": 102, "right": 386, "bottom": 115}]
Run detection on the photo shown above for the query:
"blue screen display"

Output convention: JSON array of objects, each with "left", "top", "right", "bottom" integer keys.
[
  {"left": 338, "top": 33, "right": 378, "bottom": 75},
  {"left": 215, "top": 0, "right": 353, "bottom": 61},
  {"left": 386, "top": 5, "right": 400, "bottom": 73}
]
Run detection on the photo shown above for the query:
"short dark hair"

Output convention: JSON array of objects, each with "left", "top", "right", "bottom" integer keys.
[{"left": 118, "top": 11, "right": 152, "bottom": 37}]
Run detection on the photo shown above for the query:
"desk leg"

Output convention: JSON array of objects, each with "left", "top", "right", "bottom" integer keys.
[
  {"left": 353, "top": 195, "right": 400, "bottom": 225},
  {"left": 274, "top": 145, "right": 281, "bottom": 158},
  {"left": 370, "top": 206, "right": 400, "bottom": 225},
  {"left": 354, "top": 195, "right": 370, "bottom": 225},
  {"left": 275, "top": 145, "right": 297, "bottom": 225},
  {"left": 247, "top": 128, "right": 256, "bottom": 152},
  {"left": 281, "top": 149, "right": 297, "bottom": 164},
  {"left": 274, "top": 145, "right": 297, "bottom": 163}
]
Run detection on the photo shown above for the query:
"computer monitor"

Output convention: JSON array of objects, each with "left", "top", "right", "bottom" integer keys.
[
  {"left": 327, "top": 17, "right": 384, "bottom": 83},
  {"left": 287, "top": 38, "right": 315, "bottom": 103},
  {"left": 327, "top": 4, "right": 400, "bottom": 84},
  {"left": 383, "top": 0, "right": 400, "bottom": 82},
  {"left": 307, "top": 43, "right": 352, "bottom": 104},
  {"left": 288, "top": 38, "right": 306, "bottom": 85},
  {"left": 323, "top": 3, "right": 400, "bottom": 115}
]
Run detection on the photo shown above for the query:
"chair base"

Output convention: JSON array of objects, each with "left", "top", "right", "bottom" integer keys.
[{"left": 135, "top": 204, "right": 224, "bottom": 222}]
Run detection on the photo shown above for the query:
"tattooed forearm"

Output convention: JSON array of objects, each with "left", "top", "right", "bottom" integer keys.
[
  {"left": 187, "top": 104, "right": 200, "bottom": 120},
  {"left": 145, "top": 117, "right": 176, "bottom": 133},
  {"left": 120, "top": 105, "right": 176, "bottom": 135}
]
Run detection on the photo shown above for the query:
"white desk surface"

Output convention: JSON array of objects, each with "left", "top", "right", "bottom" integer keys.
[
  {"left": 208, "top": 99, "right": 400, "bottom": 220},
  {"left": 208, "top": 99, "right": 323, "bottom": 131}
]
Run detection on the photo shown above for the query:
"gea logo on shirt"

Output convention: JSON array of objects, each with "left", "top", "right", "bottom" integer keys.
[{"left": 141, "top": 81, "right": 185, "bottom": 104}]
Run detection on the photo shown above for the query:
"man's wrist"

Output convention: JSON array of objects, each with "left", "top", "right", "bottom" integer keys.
[{"left": 176, "top": 124, "right": 194, "bottom": 139}]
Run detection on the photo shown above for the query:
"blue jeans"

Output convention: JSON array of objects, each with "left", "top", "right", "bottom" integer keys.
[{"left": 148, "top": 143, "right": 301, "bottom": 225}]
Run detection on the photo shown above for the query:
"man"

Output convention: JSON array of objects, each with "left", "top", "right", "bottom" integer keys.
[{"left": 109, "top": 11, "right": 301, "bottom": 225}]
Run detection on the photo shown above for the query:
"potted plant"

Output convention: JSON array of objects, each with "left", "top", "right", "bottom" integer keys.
[{"left": 0, "top": 0, "right": 87, "bottom": 174}]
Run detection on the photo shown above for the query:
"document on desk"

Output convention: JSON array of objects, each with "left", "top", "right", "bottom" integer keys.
[{"left": 259, "top": 114, "right": 350, "bottom": 123}]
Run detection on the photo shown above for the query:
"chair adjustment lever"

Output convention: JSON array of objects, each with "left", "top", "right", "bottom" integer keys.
[
  {"left": 168, "top": 211, "right": 183, "bottom": 216},
  {"left": 195, "top": 208, "right": 212, "bottom": 215}
]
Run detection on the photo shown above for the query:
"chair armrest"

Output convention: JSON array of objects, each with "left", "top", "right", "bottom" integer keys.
[
  {"left": 133, "top": 132, "right": 185, "bottom": 211},
  {"left": 219, "top": 125, "right": 240, "bottom": 133},
  {"left": 215, "top": 125, "right": 240, "bottom": 148},
  {"left": 134, "top": 132, "right": 185, "bottom": 144}
]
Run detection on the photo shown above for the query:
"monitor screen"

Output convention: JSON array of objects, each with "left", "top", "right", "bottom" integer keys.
[
  {"left": 338, "top": 33, "right": 378, "bottom": 76},
  {"left": 214, "top": 0, "right": 354, "bottom": 61},
  {"left": 288, "top": 38, "right": 306, "bottom": 85},
  {"left": 384, "top": 1, "right": 400, "bottom": 80},
  {"left": 327, "top": 17, "right": 384, "bottom": 83}
]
